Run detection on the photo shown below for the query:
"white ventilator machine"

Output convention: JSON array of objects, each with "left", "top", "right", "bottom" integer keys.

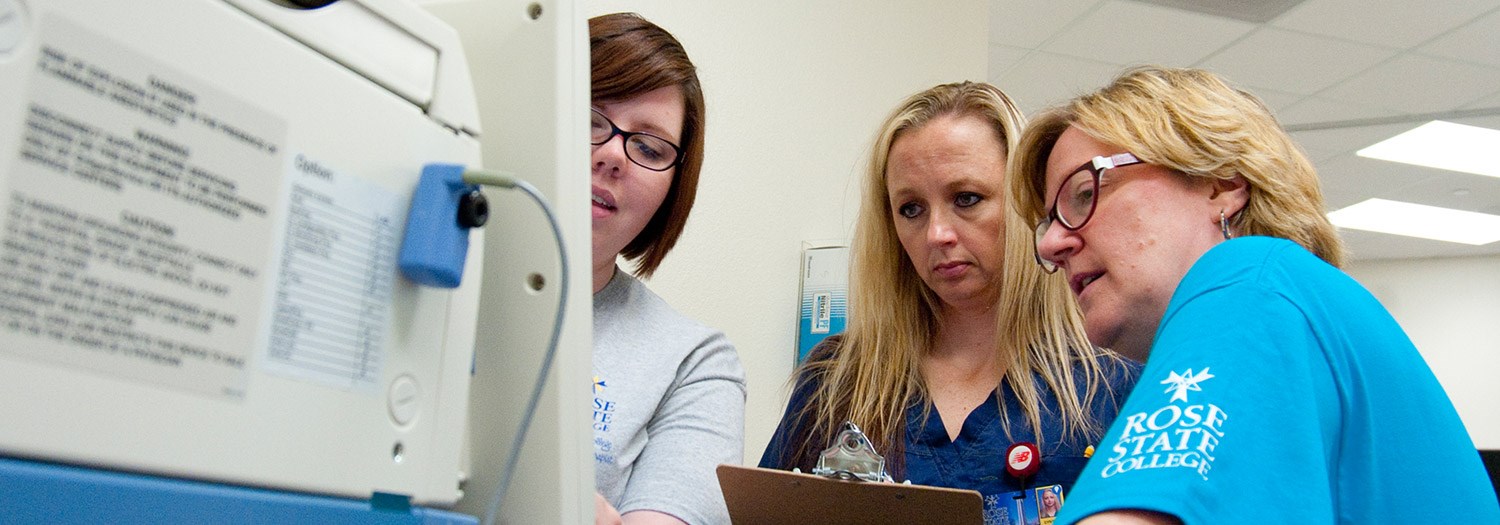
[{"left": 0, "top": 0, "right": 591, "bottom": 522}]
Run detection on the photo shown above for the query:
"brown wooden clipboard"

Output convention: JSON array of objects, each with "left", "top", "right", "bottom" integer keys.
[{"left": 716, "top": 464, "right": 984, "bottom": 525}]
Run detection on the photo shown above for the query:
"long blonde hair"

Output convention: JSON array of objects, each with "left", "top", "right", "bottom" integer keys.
[{"left": 784, "top": 81, "right": 1123, "bottom": 472}]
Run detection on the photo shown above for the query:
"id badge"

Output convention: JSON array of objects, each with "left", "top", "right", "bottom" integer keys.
[{"left": 981, "top": 484, "right": 1065, "bottom": 525}]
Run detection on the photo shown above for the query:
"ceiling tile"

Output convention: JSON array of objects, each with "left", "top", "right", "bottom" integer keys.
[
  {"left": 1284, "top": 98, "right": 1398, "bottom": 162},
  {"left": 1319, "top": 187, "right": 1367, "bottom": 210},
  {"left": 989, "top": 0, "right": 1102, "bottom": 49},
  {"left": 992, "top": 51, "right": 1121, "bottom": 115},
  {"left": 1466, "top": 90, "right": 1500, "bottom": 110},
  {"left": 1041, "top": 0, "right": 1256, "bottom": 67},
  {"left": 1405, "top": 115, "right": 1500, "bottom": 217},
  {"left": 1300, "top": 144, "right": 1346, "bottom": 165},
  {"left": 1130, "top": 0, "right": 1307, "bottom": 23},
  {"left": 1272, "top": 0, "right": 1496, "bottom": 48},
  {"left": 1420, "top": 8, "right": 1500, "bottom": 68},
  {"left": 987, "top": 44, "right": 1030, "bottom": 80},
  {"left": 1197, "top": 27, "right": 1394, "bottom": 95},
  {"left": 1319, "top": 54, "right": 1500, "bottom": 114},
  {"left": 1454, "top": 114, "right": 1500, "bottom": 130},
  {"left": 1249, "top": 87, "right": 1305, "bottom": 112},
  {"left": 1277, "top": 96, "right": 1401, "bottom": 127},
  {"left": 1292, "top": 121, "right": 1416, "bottom": 160},
  {"left": 1382, "top": 170, "right": 1500, "bottom": 215},
  {"left": 1337, "top": 229, "right": 1500, "bottom": 260},
  {"left": 1317, "top": 154, "right": 1444, "bottom": 206}
]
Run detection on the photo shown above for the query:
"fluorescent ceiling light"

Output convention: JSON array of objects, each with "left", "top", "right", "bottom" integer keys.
[
  {"left": 1328, "top": 199, "right": 1500, "bottom": 245},
  {"left": 1356, "top": 121, "right": 1500, "bottom": 178}
]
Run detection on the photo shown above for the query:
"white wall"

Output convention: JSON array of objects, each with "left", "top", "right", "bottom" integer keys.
[
  {"left": 1346, "top": 255, "right": 1500, "bottom": 449},
  {"left": 583, "top": 0, "right": 989, "bottom": 461}
]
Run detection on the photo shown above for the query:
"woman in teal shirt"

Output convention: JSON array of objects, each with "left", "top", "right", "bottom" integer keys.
[{"left": 1017, "top": 65, "right": 1499, "bottom": 525}]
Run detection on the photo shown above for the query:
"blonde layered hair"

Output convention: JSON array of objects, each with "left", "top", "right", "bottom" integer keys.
[
  {"left": 785, "top": 82, "right": 1122, "bottom": 472},
  {"left": 1009, "top": 66, "right": 1346, "bottom": 267}
]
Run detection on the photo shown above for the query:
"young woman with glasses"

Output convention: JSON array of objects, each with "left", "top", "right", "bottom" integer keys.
[
  {"left": 1013, "top": 65, "right": 1500, "bottom": 524},
  {"left": 759, "top": 82, "right": 1138, "bottom": 521},
  {"left": 588, "top": 13, "right": 744, "bottom": 525}
]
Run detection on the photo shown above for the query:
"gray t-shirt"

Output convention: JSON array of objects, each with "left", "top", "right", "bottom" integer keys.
[{"left": 593, "top": 267, "right": 745, "bottom": 524}]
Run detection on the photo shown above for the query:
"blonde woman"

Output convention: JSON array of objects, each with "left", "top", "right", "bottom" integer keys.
[
  {"left": 759, "top": 82, "right": 1137, "bottom": 520},
  {"left": 1017, "top": 66, "right": 1499, "bottom": 524}
]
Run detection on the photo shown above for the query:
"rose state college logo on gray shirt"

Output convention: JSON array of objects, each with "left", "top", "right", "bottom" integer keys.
[{"left": 593, "top": 374, "right": 617, "bottom": 465}]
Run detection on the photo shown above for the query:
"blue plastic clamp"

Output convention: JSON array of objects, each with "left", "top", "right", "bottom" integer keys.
[{"left": 398, "top": 164, "right": 479, "bottom": 288}]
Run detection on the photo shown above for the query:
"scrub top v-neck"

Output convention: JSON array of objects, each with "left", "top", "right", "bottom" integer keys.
[
  {"left": 758, "top": 344, "right": 1140, "bottom": 524},
  {"left": 903, "top": 380, "right": 1095, "bottom": 497}
]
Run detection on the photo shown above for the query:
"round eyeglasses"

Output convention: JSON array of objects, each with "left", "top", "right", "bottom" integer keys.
[
  {"left": 590, "top": 109, "right": 683, "bottom": 172},
  {"left": 1033, "top": 152, "right": 1142, "bottom": 273}
]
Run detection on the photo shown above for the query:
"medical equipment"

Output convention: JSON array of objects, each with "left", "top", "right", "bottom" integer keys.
[{"left": 0, "top": 0, "right": 485, "bottom": 514}]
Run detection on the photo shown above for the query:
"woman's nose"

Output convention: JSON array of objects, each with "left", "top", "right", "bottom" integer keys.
[
  {"left": 1035, "top": 219, "right": 1078, "bottom": 268},
  {"left": 926, "top": 212, "right": 958, "bottom": 246},
  {"left": 592, "top": 135, "right": 627, "bottom": 175}
]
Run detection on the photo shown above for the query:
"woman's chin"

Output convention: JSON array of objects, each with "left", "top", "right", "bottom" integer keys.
[{"left": 1083, "top": 319, "right": 1122, "bottom": 354}]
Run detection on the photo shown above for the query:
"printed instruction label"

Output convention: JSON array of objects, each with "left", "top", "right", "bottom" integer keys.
[
  {"left": 261, "top": 154, "right": 401, "bottom": 393},
  {"left": 0, "top": 16, "right": 287, "bottom": 399}
]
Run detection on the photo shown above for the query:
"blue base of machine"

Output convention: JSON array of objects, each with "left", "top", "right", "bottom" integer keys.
[{"left": 0, "top": 456, "right": 478, "bottom": 525}]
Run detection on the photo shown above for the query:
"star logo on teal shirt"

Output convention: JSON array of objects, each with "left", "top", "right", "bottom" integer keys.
[{"left": 1161, "top": 368, "right": 1214, "bottom": 403}]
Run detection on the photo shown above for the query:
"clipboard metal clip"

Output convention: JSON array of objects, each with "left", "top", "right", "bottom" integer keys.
[{"left": 812, "top": 421, "right": 893, "bottom": 483}]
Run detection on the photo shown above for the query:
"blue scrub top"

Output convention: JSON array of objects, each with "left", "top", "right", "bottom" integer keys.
[
  {"left": 903, "top": 370, "right": 1132, "bottom": 507},
  {"left": 908, "top": 383, "right": 1085, "bottom": 495},
  {"left": 761, "top": 354, "right": 1138, "bottom": 523}
]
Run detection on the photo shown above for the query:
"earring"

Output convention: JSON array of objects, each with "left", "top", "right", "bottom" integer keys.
[{"left": 1220, "top": 210, "right": 1233, "bottom": 240}]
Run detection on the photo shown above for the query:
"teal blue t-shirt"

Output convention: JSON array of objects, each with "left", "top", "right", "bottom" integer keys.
[{"left": 1058, "top": 237, "right": 1499, "bottom": 524}]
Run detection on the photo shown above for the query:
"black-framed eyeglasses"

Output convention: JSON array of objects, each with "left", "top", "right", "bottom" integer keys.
[
  {"left": 590, "top": 109, "right": 683, "bottom": 172},
  {"left": 1033, "top": 152, "right": 1143, "bottom": 273}
]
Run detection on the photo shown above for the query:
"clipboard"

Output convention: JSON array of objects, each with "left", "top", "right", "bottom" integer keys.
[{"left": 716, "top": 464, "right": 983, "bottom": 525}]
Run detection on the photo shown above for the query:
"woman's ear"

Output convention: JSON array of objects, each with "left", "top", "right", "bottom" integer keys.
[{"left": 1209, "top": 175, "right": 1249, "bottom": 217}]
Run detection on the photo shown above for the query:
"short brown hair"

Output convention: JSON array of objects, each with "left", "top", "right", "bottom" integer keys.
[{"left": 590, "top": 13, "right": 706, "bottom": 278}]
